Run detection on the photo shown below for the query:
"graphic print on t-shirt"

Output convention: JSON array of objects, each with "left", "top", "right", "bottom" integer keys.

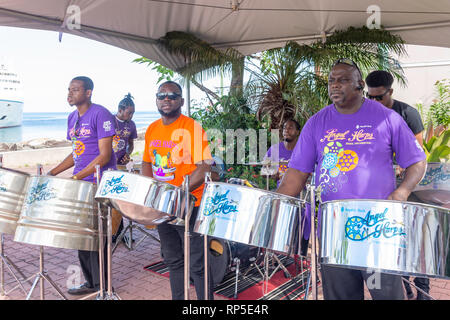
[{"left": 318, "top": 126, "right": 375, "bottom": 196}]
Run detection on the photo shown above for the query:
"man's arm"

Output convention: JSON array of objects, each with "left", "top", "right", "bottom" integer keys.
[
  {"left": 415, "top": 132, "right": 424, "bottom": 147},
  {"left": 187, "top": 161, "right": 212, "bottom": 192},
  {"left": 388, "top": 159, "right": 427, "bottom": 201},
  {"left": 276, "top": 168, "right": 311, "bottom": 197},
  {"left": 141, "top": 160, "right": 153, "bottom": 178},
  {"left": 72, "top": 136, "right": 113, "bottom": 180},
  {"left": 48, "top": 153, "right": 74, "bottom": 176}
]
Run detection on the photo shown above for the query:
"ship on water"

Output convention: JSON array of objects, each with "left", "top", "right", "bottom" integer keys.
[{"left": 0, "top": 60, "right": 23, "bottom": 128}]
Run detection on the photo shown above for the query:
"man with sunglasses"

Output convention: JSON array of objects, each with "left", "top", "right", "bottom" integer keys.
[
  {"left": 366, "top": 70, "right": 424, "bottom": 146},
  {"left": 48, "top": 76, "right": 116, "bottom": 296},
  {"left": 277, "top": 59, "right": 427, "bottom": 300},
  {"left": 141, "top": 81, "right": 215, "bottom": 300},
  {"left": 366, "top": 70, "right": 429, "bottom": 299}
]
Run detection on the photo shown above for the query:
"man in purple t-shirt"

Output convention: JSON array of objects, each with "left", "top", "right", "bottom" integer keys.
[
  {"left": 264, "top": 119, "right": 300, "bottom": 186},
  {"left": 48, "top": 76, "right": 116, "bottom": 296},
  {"left": 277, "top": 59, "right": 426, "bottom": 300}
]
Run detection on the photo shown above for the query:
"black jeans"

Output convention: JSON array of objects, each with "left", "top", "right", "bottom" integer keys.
[
  {"left": 403, "top": 276, "right": 430, "bottom": 296},
  {"left": 78, "top": 204, "right": 108, "bottom": 289},
  {"left": 157, "top": 207, "right": 214, "bottom": 300},
  {"left": 321, "top": 264, "right": 405, "bottom": 300}
]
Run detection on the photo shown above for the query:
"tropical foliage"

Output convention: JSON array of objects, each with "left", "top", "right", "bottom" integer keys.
[{"left": 418, "top": 79, "right": 450, "bottom": 162}]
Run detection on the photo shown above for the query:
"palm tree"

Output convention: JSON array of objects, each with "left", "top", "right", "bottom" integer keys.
[{"left": 247, "top": 26, "right": 407, "bottom": 130}]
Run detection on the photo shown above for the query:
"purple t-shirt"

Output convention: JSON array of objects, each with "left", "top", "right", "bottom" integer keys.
[
  {"left": 289, "top": 98, "right": 425, "bottom": 202},
  {"left": 113, "top": 117, "right": 137, "bottom": 164},
  {"left": 67, "top": 104, "right": 117, "bottom": 182},
  {"left": 265, "top": 142, "right": 294, "bottom": 186}
]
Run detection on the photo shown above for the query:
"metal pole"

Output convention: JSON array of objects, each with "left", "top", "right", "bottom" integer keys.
[
  {"left": 95, "top": 165, "right": 105, "bottom": 299},
  {"left": 107, "top": 206, "right": 113, "bottom": 296},
  {"left": 0, "top": 233, "right": 4, "bottom": 296},
  {"left": 0, "top": 154, "right": 3, "bottom": 296},
  {"left": 309, "top": 184, "right": 317, "bottom": 300},
  {"left": 183, "top": 175, "right": 191, "bottom": 300},
  {"left": 36, "top": 164, "right": 45, "bottom": 300},
  {"left": 203, "top": 234, "right": 209, "bottom": 300}
]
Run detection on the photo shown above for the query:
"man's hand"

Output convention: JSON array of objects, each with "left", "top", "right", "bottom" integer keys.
[
  {"left": 119, "top": 153, "right": 131, "bottom": 165},
  {"left": 387, "top": 187, "right": 410, "bottom": 201}
]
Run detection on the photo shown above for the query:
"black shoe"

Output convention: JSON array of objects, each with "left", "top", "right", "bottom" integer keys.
[
  {"left": 416, "top": 292, "right": 431, "bottom": 300},
  {"left": 67, "top": 282, "right": 97, "bottom": 295}
]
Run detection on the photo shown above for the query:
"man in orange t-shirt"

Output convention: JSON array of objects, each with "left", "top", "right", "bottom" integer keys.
[{"left": 142, "top": 81, "right": 214, "bottom": 300}]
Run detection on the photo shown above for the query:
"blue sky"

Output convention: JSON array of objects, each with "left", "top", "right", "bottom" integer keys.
[{"left": 0, "top": 26, "right": 209, "bottom": 114}]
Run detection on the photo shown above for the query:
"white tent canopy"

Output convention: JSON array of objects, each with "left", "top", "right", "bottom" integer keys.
[{"left": 1, "top": 0, "right": 449, "bottom": 71}]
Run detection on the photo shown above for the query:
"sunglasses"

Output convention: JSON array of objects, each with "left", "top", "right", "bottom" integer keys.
[
  {"left": 332, "top": 58, "right": 363, "bottom": 79},
  {"left": 365, "top": 88, "right": 390, "bottom": 101},
  {"left": 156, "top": 92, "right": 182, "bottom": 100}
]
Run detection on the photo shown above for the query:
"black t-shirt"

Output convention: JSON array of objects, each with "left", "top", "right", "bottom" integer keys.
[{"left": 392, "top": 100, "right": 424, "bottom": 135}]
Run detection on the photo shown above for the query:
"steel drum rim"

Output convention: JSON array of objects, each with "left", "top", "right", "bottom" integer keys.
[
  {"left": 96, "top": 170, "right": 197, "bottom": 201},
  {"left": 213, "top": 181, "right": 306, "bottom": 204},
  {"left": 321, "top": 198, "right": 450, "bottom": 211},
  {"left": 27, "top": 174, "right": 95, "bottom": 186},
  {"left": 0, "top": 167, "right": 31, "bottom": 176},
  {"left": 320, "top": 263, "right": 450, "bottom": 280}
]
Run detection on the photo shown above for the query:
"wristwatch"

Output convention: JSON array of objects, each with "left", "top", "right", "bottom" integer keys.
[{"left": 72, "top": 175, "right": 78, "bottom": 180}]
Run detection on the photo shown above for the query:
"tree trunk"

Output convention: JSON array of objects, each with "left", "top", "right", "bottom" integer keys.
[{"left": 230, "top": 57, "right": 245, "bottom": 98}]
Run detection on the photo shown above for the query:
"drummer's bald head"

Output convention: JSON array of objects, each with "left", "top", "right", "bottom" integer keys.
[{"left": 72, "top": 76, "right": 94, "bottom": 91}]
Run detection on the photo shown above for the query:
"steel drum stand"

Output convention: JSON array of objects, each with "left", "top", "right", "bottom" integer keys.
[
  {"left": 183, "top": 175, "right": 192, "bottom": 300},
  {"left": 112, "top": 219, "right": 160, "bottom": 254},
  {"left": 25, "top": 164, "right": 68, "bottom": 300},
  {"left": 112, "top": 165, "right": 160, "bottom": 253},
  {"left": 0, "top": 233, "right": 34, "bottom": 296},
  {"left": 0, "top": 155, "right": 33, "bottom": 297},
  {"left": 304, "top": 184, "right": 318, "bottom": 300},
  {"left": 84, "top": 166, "right": 121, "bottom": 301}
]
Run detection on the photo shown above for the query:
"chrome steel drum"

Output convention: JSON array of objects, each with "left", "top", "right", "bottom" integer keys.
[
  {"left": 0, "top": 168, "right": 30, "bottom": 234},
  {"left": 194, "top": 182, "right": 304, "bottom": 254},
  {"left": 320, "top": 199, "right": 450, "bottom": 279},
  {"left": 14, "top": 176, "right": 98, "bottom": 251},
  {"left": 116, "top": 160, "right": 142, "bottom": 173},
  {"left": 95, "top": 170, "right": 195, "bottom": 226},
  {"left": 413, "top": 162, "right": 449, "bottom": 208}
]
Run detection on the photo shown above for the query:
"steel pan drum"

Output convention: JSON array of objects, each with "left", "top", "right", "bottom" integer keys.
[
  {"left": 194, "top": 182, "right": 304, "bottom": 254},
  {"left": 14, "top": 176, "right": 98, "bottom": 251},
  {"left": 95, "top": 170, "right": 195, "bottom": 226},
  {"left": 0, "top": 168, "right": 30, "bottom": 234},
  {"left": 116, "top": 160, "right": 142, "bottom": 173},
  {"left": 320, "top": 199, "right": 450, "bottom": 279},
  {"left": 413, "top": 162, "right": 449, "bottom": 208}
]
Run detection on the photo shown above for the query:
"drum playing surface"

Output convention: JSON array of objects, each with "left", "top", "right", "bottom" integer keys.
[{"left": 320, "top": 199, "right": 450, "bottom": 279}]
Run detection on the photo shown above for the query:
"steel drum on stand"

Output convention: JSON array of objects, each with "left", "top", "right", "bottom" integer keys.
[
  {"left": 320, "top": 199, "right": 450, "bottom": 279},
  {"left": 0, "top": 168, "right": 30, "bottom": 235},
  {"left": 412, "top": 162, "right": 449, "bottom": 208},
  {"left": 94, "top": 170, "right": 195, "bottom": 226},
  {"left": 14, "top": 176, "right": 98, "bottom": 251},
  {"left": 194, "top": 182, "right": 304, "bottom": 255}
]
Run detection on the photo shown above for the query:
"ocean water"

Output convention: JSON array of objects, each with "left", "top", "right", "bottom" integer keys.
[{"left": 0, "top": 111, "right": 161, "bottom": 143}]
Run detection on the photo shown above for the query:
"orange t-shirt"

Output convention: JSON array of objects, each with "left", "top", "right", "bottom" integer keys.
[{"left": 143, "top": 114, "right": 212, "bottom": 206}]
